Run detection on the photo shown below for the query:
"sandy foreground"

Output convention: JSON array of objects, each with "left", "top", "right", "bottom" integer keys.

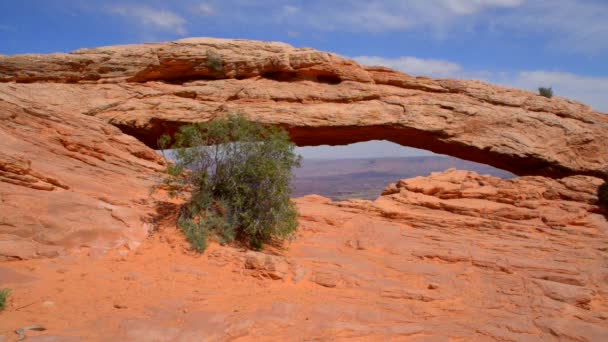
[{"left": 2, "top": 173, "right": 608, "bottom": 341}]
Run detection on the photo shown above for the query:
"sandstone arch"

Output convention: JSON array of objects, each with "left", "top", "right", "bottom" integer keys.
[{"left": 1, "top": 37, "right": 607, "bottom": 180}]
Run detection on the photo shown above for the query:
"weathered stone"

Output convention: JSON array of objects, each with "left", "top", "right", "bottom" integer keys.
[
  {"left": 0, "top": 86, "right": 163, "bottom": 259},
  {"left": 0, "top": 169, "right": 606, "bottom": 340},
  {"left": 1, "top": 38, "right": 606, "bottom": 179},
  {"left": 244, "top": 251, "right": 290, "bottom": 280}
]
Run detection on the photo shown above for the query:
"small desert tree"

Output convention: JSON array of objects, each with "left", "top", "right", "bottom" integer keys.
[
  {"left": 538, "top": 87, "right": 553, "bottom": 98},
  {"left": 206, "top": 49, "right": 223, "bottom": 73},
  {"left": 0, "top": 288, "right": 10, "bottom": 312},
  {"left": 162, "top": 114, "right": 301, "bottom": 251}
]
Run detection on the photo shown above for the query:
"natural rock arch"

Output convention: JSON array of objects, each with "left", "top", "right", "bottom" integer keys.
[{"left": 1, "top": 37, "right": 607, "bottom": 179}]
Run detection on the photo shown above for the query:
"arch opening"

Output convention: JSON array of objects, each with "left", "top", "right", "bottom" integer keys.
[
  {"left": 117, "top": 119, "right": 587, "bottom": 181},
  {"left": 292, "top": 141, "right": 514, "bottom": 200},
  {"left": 156, "top": 140, "right": 514, "bottom": 201}
]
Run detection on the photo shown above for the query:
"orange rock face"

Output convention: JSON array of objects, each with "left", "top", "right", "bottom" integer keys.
[
  {"left": 1, "top": 38, "right": 607, "bottom": 340},
  {"left": 1, "top": 170, "right": 607, "bottom": 340},
  {"left": 1, "top": 38, "right": 607, "bottom": 179},
  {"left": 0, "top": 88, "right": 165, "bottom": 260}
]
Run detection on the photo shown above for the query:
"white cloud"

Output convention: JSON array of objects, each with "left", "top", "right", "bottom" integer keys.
[
  {"left": 286, "top": 0, "right": 527, "bottom": 33},
  {"left": 130, "top": 1, "right": 604, "bottom": 53},
  {"left": 220, "top": 1, "right": 524, "bottom": 34},
  {"left": 500, "top": 71, "right": 608, "bottom": 113},
  {"left": 281, "top": 5, "right": 300, "bottom": 16},
  {"left": 195, "top": 3, "right": 217, "bottom": 16},
  {"left": 444, "top": 0, "right": 524, "bottom": 14},
  {"left": 320, "top": 2, "right": 415, "bottom": 32},
  {"left": 95, "top": 1, "right": 606, "bottom": 54},
  {"left": 246, "top": 1, "right": 606, "bottom": 54},
  {"left": 497, "top": 0, "right": 608, "bottom": 54},
  {"left": 110, "top": 5, "right": 187, "bottom": 35},
  {"left": 353, "top": 56, "right": 608, "bottom": 113},
  {"left": 353, "top": 56, "right": 464, "bottom": 78}
]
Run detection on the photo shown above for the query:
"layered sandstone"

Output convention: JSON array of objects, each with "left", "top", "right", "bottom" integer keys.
[
  {"left": 0, "top": 88, "right": 165, "bottom": 260},
  {"left": 1, "top": 38, "right": 607, "bottom": 179},
  {"left": 1, "top": 39, "right": 607, "bottom": 340},
  {"left": 1, "top": 170, "right": 607, "bottom": 340},
  {"left": 1, "top": 37, "right": 607, "bottom": 259}
]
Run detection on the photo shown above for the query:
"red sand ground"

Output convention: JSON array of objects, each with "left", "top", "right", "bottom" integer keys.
[{"left": 1, "top": 171, "right": 608, "bottom": 341}]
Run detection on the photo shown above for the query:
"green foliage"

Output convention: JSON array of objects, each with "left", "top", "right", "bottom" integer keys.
[
  {"left": 538, "top": 87, "right": 553, "bottom": 98},
  {"left": 0, "top": 288, "right": 10, "bottom": 312},
  {"left": 178, "top": 217, "right": 208, "bottom": 253},
  {"left": 158, "top": 134, "right": 171, "bottom": 150},
  {"left": 598, "top": 182, "right": 608, "bottom": 212},
  {"left": 157, "top": 134, "right": 171, "bottom": 160},
  {"left": 164, "top": 114, "right": 301, "bottom": 251},
  {"left": 206, "top": 49, "right": 223, "bottom": 73}
]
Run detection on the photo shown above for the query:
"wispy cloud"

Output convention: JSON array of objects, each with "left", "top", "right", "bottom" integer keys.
[
  {"left": 443, "top": 0, "right": 524, "bottom": 14},
  {"left": 194, "top": 2, "right": 217, "bottom": 16},
  {"left": 110, "top": 5, "right": 187, "bottom": 35},
  {"left": 497, "top": 0, "right": 608, "bottom": 54},
  {"left": 353, "top": 55, "right": 608, "bottom": 113},
  {"left": 97, "top": 1, "right": 607, "bottom": 54},
  {"left": 274, "top": 0, "right": 525, "bottom": 33},
  {"left": 209, "top": 0, "right": 605, "bottom": 53},
  {"left": 353, "top": 56, "right": 464, "bottom": 78},
  {"left": 501, "top": 71, "right": 608, "bottom": 113}
]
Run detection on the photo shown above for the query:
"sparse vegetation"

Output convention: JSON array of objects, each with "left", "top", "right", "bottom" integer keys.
[
  {"left": 206, "top": 49, "right": 223, "bottom": 73},
  {"left": 162, "top": 114, "right": 301, "bottom": 251},
  {"left": 0, "top": 288, "right": 10, "bottom": 312},
  {"left": 538, "top": 87, "right": 553, "bottom": 98},
  {"left": 599, "top": 182, "right": 608, "bottom": 213},
  {"left": 157, "top": 134, "right": 171, "bottom": 159}
]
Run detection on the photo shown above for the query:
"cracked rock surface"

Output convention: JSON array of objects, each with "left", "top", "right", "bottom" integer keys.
[
  {"left": 1, "top": 170, "right": 607, "bottom": 340},
  {"left": 1, "top": 38, "right": 607, "bottom": 179}
]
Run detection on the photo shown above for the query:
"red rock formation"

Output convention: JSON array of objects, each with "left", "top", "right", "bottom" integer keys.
[
  {"left": 1, "top": 38, "right": 607, "bottom": 179},
  {"left": 0, "top": 170, "right": 606, "bottom": 340},
  {"left": 1, "top": 38, "right": 607, "bottom": 340},
  {"left": 0, "top": 89, "right": 164, "bottom": 260}
]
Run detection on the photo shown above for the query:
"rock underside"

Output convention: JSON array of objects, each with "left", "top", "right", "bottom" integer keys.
[{"left": 0, "top": 38, "right": 607, "bottom": 340}]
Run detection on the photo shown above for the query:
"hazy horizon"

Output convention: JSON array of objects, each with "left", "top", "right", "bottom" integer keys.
[{"left": 296, "top": 141, "right": 437, "bottom": 159}]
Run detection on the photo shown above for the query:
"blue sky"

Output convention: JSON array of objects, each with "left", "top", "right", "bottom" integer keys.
[{"left": 1, "top": 0, "right": 607, "bottom": 159}]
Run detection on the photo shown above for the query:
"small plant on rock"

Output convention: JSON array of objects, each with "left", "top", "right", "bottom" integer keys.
[
  {"left": 0, "top": 288, "right": 10, "bottom": 312},
  {"left": 162, "top": 114, "right": 301, "bottom": 252},
  {"left": 206, "top": 49, "right": 223, "bottom": 73},
  {"left": 538, "top": 87, "right": 553, "bottom": 98}
]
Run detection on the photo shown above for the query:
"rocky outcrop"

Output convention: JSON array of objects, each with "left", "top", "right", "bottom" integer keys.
[
  {"left": 1, "top": 170, "right": 606, "bottom": 340},
  {"left": 0, "top": 37, "right": 607, "bottom": 340},
  {"left": 1, "top": 38, "right": 607, "bottom": 179},
  {"left": 0, "top": 87, "right": 165, "bottom": 260}
]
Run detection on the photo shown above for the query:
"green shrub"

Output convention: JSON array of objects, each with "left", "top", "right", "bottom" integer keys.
[
  {"left": 0, "top": 288, "right": 10, "bottom": 311},
  {"left": 157, "top": 134, "right": 171, "bottom": 160},
  {"left": 163, "top": 114, "right": 301, "bottom": 251},
  {"left": 538, "top": 87, "right": 553, "bottom": 98},
  {"left": 206, "top": 49, "right": 223, "bottom": 73},
  {"left": 178, "top": 217, "right": 208, "bottom": 253},
  {"left": 599, "top": 182, "right": 608, "bottom": 212}
]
